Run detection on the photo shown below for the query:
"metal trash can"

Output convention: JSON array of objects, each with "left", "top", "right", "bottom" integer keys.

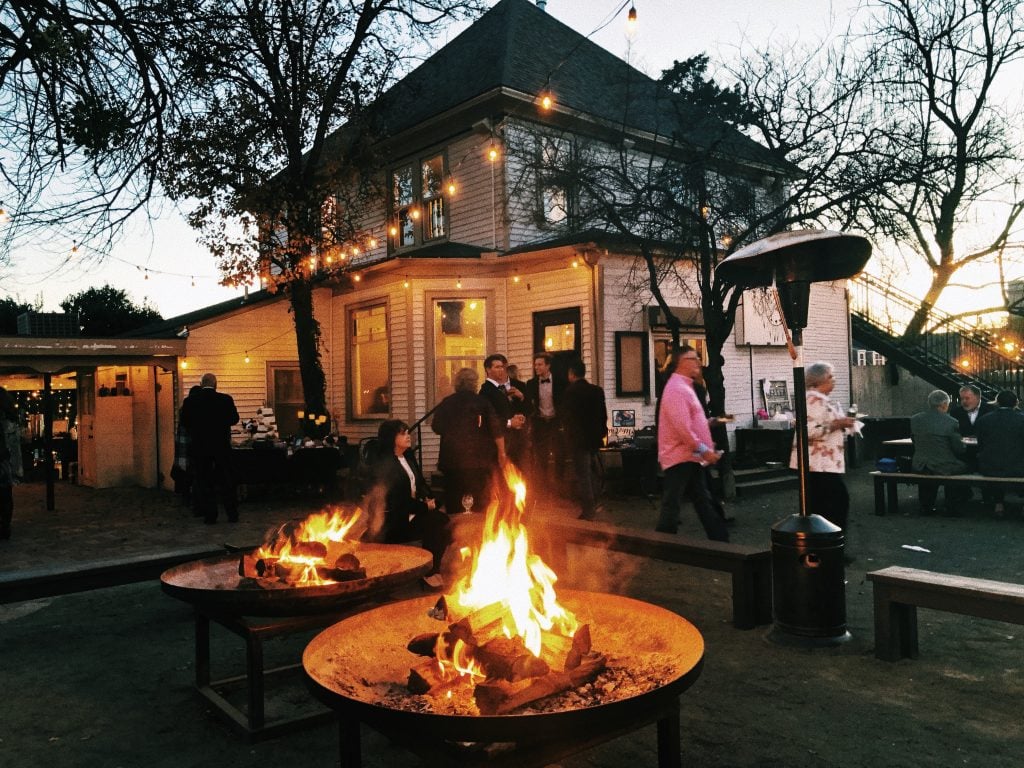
[{"left": 769, "top": 513, "right": 850, "bottom": 645}]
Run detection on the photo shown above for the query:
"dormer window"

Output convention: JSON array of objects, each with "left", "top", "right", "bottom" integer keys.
[{"left": 390, "top": 152, "right": 448, "bottom": 251}]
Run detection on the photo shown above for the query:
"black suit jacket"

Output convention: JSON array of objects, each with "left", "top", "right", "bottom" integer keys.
[
  {"left": 525, "top": 375, "right": 565, "bottom": 419},
  {"left": 180, "top": 387, "right": 239, "bottom": 457},
  {"left": 948, "top": 400, "right": 996, "bottom": 437},
  {"left": 372, "top": 449, "right": 433, "bottom": 542},
  {"left": 561, "top": 378, "right": 608, "bottom": 451},
  {"left": 479, "top": 379, "right": 530, "bottom": 427}
]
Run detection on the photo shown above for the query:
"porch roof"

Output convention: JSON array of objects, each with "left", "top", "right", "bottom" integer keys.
[{"left": 0, "top": 336, "right": 185, "bottom": 375}]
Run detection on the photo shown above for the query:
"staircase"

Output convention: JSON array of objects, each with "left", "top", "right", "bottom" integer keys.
[{"left": 849, "top": 274, "right": 1024, "bottom": 398}]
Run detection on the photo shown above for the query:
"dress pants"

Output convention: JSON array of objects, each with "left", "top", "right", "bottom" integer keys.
[{"left": 656, "top": 462, "right": 729, "bottom": 542}]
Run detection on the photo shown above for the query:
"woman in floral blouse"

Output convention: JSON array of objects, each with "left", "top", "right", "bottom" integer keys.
[{"left": 789, "top": 362, "right": 857, "bottom": 531}]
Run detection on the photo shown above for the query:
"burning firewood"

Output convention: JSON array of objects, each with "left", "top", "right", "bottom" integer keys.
[
  {"left": 473, "top": 652, "right": 607, "bottom": 715},
  {"left": 407, "top": 633, "right": 439, "bottom": 656}
]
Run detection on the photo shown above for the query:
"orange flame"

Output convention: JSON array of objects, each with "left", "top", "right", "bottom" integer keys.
[
  {"left": 255, "top": 506, "right": 362, "bottom": 585},
  {"left": 444, "top": 464, "right": 577, "bottom": 658}
]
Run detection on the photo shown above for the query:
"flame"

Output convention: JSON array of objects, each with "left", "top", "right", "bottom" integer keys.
[
  {"left": 254, "top": 506, "right": 362, "bottom": 585},
  {"left": 443, "top": 464, "right": 577, "bottom": 658},
  {"left": 438, "top": 639, "right": 486, "bottom": 683}
]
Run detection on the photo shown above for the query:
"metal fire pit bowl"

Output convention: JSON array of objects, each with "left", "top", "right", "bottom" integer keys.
[
  {"left": 303, "top": 590, "right": 704, "bottom": 749},
  {"left": 160, "top": 544, "right": 433, "bottom": 617}
]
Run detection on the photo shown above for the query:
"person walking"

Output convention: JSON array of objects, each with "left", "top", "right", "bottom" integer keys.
[
  {"left": 655, "top": 346, "right": 728, "bottom": 541},
  {"left": 790, "top": 362, "right": 857, "bottom": 536},
  {"left": 179, "top": 373, "right": 240, "bottom": 524},
  {"left": 431, "top": 368, "right": 506, "bottom": 514},
  {"left": 560, "top": 358, "right": 607, "bottom": 520},
  {"left": 0, "top": 386, "right": 22, "bottom": 541}
]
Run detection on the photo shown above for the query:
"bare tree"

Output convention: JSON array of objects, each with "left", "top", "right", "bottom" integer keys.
[
  {"left": 0, "top": 1, "right": 172, "bottom": 261},
  {"left": 847, "top": 0, "right": 1024, "bottom": 337},
  {"left": 159, "top": 0, "right": 482, "bottom": 433}
]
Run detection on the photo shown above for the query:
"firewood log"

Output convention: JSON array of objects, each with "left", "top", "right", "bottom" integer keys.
[
  {"left": 334, "top": 552, "right": 361, "bottom": 571},
  {"left": 407, "top": 658, "right": 446, "bottom": 694},
  {"left": 473, "top": 652, "right": 607, "bottom": 715},
  {"left": 314, "top": 564, "right": 366, "bottom": 582},
  {"left": 291, "top": 540, "right": 328, "bottom": 559},
  {"left": 407, "top": 633, "right": 439, "bottom": 656}
]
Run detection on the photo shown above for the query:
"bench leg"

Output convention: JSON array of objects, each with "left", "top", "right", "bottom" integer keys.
[
  {"left": 874, "top": 476, "right": 886, "bottom": 516},
  {"left": 886, "top": 479, "right": 899, "bottom": 515},
  {"left": 873, "top": 586, "right": 919, "bottom": 661}
]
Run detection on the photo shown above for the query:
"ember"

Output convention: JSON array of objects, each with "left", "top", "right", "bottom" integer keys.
[
  {"left": 404, "top": 465, "right": 606, "bottom": 714},
  {"left": 238, "top": 506, "right": 365, "bottom": 585}
]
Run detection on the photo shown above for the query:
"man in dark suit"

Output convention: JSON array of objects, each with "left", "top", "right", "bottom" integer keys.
[
  {"left": 948, "top": 384, "right": 995, "bottom": 438},
  {"left": 180, "top": 372, "right": 240, "bottom": 524},
  {"left": 911, "top": 389, "right": 969, "bottom": 515},
  {"left": 560, "top": 358, "right": 607, "bottom": 520},
  {"left": 524, "top": 352, "right": 565, "bottom": 491},
  {"left": 974, "top": 390, "right": 1024, "bottom": 515},
  {"left": 479, "top": 353, "right": 530, "bottom": 467}
]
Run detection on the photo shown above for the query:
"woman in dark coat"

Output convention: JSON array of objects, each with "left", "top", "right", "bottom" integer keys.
[{"left": 367, "top": 419, "right": 450, "bottom": 575}]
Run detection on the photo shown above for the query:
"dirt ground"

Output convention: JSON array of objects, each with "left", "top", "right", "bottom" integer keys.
[{"left": 0, "top": 470, "right": 1021, "bottom": 768}]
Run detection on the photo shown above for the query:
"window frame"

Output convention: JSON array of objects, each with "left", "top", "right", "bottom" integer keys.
[
  {"left": 349, "top": 300, "right": 391, "bottom": 421},
  {"left": 266, "top": 361, "right": 304, "bottom": 438},
  {"left": 388, "top": 149, "right": 450, "bottom": 253}
]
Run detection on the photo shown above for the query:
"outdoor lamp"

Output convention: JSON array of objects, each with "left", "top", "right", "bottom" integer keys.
[{"left": 716, "top": 229, "right": 872, "bottom": 646}]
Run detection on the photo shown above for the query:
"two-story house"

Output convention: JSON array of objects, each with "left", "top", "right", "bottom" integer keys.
[{"left": 140, "top": 0, "right": 854, "bottom": 485}]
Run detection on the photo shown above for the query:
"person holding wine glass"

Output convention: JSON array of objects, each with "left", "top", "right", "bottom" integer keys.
[{"left": 431, "top": 367, "right": 506, "bottom": 516}]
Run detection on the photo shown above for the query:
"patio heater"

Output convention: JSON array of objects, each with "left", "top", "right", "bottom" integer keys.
[{"left": 716, "top": 230, "right": 872, "bottom": 646}]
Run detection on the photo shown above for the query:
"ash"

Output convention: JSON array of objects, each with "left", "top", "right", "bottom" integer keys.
[{"left": 346, "top": 653, "right": 681, "bottom": 717}]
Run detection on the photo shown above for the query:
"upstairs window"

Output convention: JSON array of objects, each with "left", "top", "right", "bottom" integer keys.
[
  {"left": 390, "top": 152, "right": 448, "bottom": 251},
  {"left": 537, "top": 136, "right": 574, "bottom": 226}
]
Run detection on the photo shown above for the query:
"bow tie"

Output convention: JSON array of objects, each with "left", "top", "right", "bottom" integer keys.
[{"left": 539, "top": 378, "right": 550, "bottom": 384}]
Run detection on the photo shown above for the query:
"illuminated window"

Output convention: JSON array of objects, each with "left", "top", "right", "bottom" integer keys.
[
  {"left": 351, "top": 304, "right": 390, "bottom": 418},
  {"left": 433, "top": 298, "right": 487, "bottom": 395},
  {"left": 390, "top": 152, "right": 448, "bottom": 251}
]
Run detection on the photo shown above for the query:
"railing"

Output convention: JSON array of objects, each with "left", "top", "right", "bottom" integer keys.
[{"left": 850, "top": 274, "right": 1024, "bottom": 396}]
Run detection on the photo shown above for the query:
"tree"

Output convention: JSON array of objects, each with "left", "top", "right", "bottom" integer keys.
[
  {"left": 844, "top": 0, "right": 1024, "bottom": 337},
  {"left": 0, "top": 295, "right": 38, "bottom": 334},
  {"left": 0, "top": 1, "right": 173, "bottom": 261},
  {"left": 159, "top": 0, "right": 482, "bottom": 435},
  {"left": 59, "top": 284, "right": 161, "bottom": 336}
]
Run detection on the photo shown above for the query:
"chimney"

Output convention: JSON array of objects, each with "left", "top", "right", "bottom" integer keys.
[{"left": 536, "top": 0, "right": 547, "bottom": 10}]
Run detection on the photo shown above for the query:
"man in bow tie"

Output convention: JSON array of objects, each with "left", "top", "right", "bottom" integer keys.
[{"left": 526, "top": 352, "right": 566, "bottom": 492}]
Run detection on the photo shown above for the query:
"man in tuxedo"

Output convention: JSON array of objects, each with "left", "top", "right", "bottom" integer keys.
[
  {"left": 479, "top": 353, "right": 530, "bottom": 466},
  {"left": 560, "top": 358, "right": 607, "bottom": 520},
  {"left": 180, "top": 372, "right": 240, "bottom": 524},
  {"left": 525, "top": 352, "right": 565, "bottom": 491}
]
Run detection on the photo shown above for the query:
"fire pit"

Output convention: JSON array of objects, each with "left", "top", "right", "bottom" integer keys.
[
  {"left": 160, "top": 543, "right": 433, "bottom": 617},
  {"left": 303, "top": 590, "right": 703, "bottom": 765}
]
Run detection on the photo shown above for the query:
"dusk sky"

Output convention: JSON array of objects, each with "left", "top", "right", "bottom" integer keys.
[{"left": 0, "top": 0, "right": 880, "bottom": 320}]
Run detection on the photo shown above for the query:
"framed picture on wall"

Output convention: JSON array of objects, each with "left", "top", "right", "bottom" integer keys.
[
  {"left": 760, "top": 379, "right": 791, "bottom": 414},
  {"left": 612, "top": 409, "right": 636, "bottom": 427}
]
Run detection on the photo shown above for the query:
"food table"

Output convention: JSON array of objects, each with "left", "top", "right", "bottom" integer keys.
[{"left": 230, "top": 445, "right": 346, "bottom": 495}]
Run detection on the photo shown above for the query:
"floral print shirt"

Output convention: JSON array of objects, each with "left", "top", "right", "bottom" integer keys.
[{"left": 789, "top": 389, "right": 846, "bottom": 474}]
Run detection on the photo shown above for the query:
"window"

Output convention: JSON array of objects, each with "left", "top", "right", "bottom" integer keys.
[
  {"left": 390, "top": 152, "right": 448, "bottom": 250},
  {"left": 433, "top": 298, "right": 487, "bottom": 395},
  {"left": 267, "top": 362, "right": 303, "bottom": 438},
  {"left": 537, "top": 136, "right": 574, "bottom": 226},
  {"left": 351, "top": 304, "right": 390, "bottom": 418},
  {"left": 615, "top": 331, "right": 650, "bottom": 397},
  {"left": 856, "top": 349, "right": 867, "bottom": 366}
]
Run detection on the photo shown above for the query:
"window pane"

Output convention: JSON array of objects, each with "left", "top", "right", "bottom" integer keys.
[
  {"left": 426, "top": 197, "right": 445, "bottom": 240},
  {"left": 422, "top": 155, "right": 443, "bottom": 199},
  {"left": 272, "top": 367, "right": 304, "bottom": 437},
  {"left": 543, "top": 323, "right": 575, "bottom": 352},
  {"left": 399, "top": 208, "right": 416, "bottom": 247},
  {"left": 433, "top": 298, "right": 486, "bottom": 395},
  {"left": 542, "top": 186, "right": 567, "bottom": 224},
  {"left": 352, "top": 305, "right": 390, "bottom": 417},
  {"left": 393, "top": 165, "right": 414, "bottom": 206}
]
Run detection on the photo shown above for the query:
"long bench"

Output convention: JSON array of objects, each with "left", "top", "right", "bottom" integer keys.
[
  {"left": 451, "top": 514, "right": 772, "bottom": 630},
  {"left": 869, "top": 470, "right": 1024, "bottom": 515},
  {"left": 866, "top": 566, "right": 1024, "bottom": 661}
]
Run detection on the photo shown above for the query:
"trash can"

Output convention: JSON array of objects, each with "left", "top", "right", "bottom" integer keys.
[{"left": 769, "top": 513, "right": 851, "bottom": 645}]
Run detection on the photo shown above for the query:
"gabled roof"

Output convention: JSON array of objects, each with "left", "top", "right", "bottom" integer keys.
[
  {"left": 371, "top": 0, "right": 786, "bottom": 171},
  {"left": 126, "top": 289, "right": 281, "bottom": 339}
]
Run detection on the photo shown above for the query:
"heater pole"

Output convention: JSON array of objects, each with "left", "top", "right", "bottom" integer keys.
[{"left": 791, "top": 335, "right": 809, "bottom": 517}]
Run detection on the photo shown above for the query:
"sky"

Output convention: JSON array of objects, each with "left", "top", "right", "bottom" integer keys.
[{"left": 0, "top": 0, "right": 902, "bottom": 320}]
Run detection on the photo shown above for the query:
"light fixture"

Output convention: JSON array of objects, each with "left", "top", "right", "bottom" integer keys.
[
  {"left": 447, "top": 179, "right": 456, "bottom": 195},
  {"left": 539, "top": 92, "right": 554, "bottom": 111},
  {"left": 244, "top": 352, "right": 250, "bottom": 364},
  {"left": 144, "top": 269, "right": 149, "bottom": 280},
  {"left": 488, "top": 142, "right": 498, "bottom": 162},
  {"left": 308, "top": 257, "right": 317, "bottom": 269},
  {"left": 410, "top": 207, "right": 421, "bottom": 220},
  {"left": 513, "top": 272, "right": 520, "bottom": 284},
  {"left": 180, "top": 359, "right": 188, "bottom": 369},
  {"left": 389, "top": 225, "right": 398, "bottom": 237},
  {"left": 456, "top": 276, "right": 462, "bottom": 289},
  {"left": 403, "top": 277, "right": 410, "bottom": 289},
  {"left": 369, "top": 237, "right": 378, "bottom": 249},
  {"left": 571, "top": 259, "right": 579, "bottom": 268},
  {"left": 190, "top": 276, "right": 195, "bottom": 287},
  {"left": 353, "top": 273, "right": 361, "bottom": 282},
  {"left": 627, "top": 3, "right": 638, "bottom": 26}
]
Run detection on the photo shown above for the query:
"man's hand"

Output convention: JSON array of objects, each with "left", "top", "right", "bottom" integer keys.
[
  {"left": 704, "top": 450, "right": 723, "bottom": 465},
  {"left": 507, "top": 387, "right": 525, "bottom": 402},
  {"left": 510, "top": 414, "right": 526, "bottom": 429}
]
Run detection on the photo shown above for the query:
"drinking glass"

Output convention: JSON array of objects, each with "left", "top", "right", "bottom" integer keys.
[{"left": 461, "top": 494, "right": 474, "bottom": 514}]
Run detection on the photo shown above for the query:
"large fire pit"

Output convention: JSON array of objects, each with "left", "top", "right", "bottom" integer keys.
[
  {"left": 160, "top": 543, "right": 433, "bottom": 617},
  {"left": 303, "top": 590, "right": 704, "bottom": 766}
]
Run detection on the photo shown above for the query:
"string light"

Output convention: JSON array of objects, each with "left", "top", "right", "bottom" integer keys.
[
  {"left": 389, "top": 225, "right": 398, "bottom": 237},
  {"left": 180, "top": 359, "right": 188, "bottom": 369},
  {"left": 369, "top": 237, "right": 378, "bottom": 249},
  {"left": 571, "top": 259, "right": 580, "bottom": 268},
  {"left": 244, "top": 352, "right": 251, "bottom": 364},
  {"left": 403, "top": 277, "right": 410, "bottom": 289},
  {"left": 144, "top": 269, "right": 149, "bottom": 280},
  {"left": 539, "top": 92, "right": 554, "bottom": 111},
  {"left": 353, "top": 273, "right": 361, "bottom": 282},
  {"left": 191, "top": 276, "right": 195, "bottom": 287},
  {"left": 627, "top": 3, "right": 638, "bottom": 31},
  {"left": 488, "top": 142, "right": 499, "bottom": 162},
  {"left": 456, "top": 276, "right": 462, "bottom": 289},
  {"left": 410, "top": 207, "right": 421, "bottom": 220},
  {"left": 513, "top": 271, "right": 521, "bottom": 284},
  {"left": 447, "top": 178, "right": 456, "bottom": 195}
]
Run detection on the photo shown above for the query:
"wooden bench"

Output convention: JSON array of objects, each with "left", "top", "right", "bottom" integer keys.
[
  {"left": 869, "top": 470, "right": 1024, "bottom": 515},
  {"left": 866, "top": 566, "right": 1024, "bottom": 661},
  {"left": 449, "top": 514, "right": 771, "bottom": 630}
]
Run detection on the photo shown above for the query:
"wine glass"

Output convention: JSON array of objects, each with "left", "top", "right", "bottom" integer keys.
[{"left": 461, "top": 494, "right": 474, "bottom": 514}]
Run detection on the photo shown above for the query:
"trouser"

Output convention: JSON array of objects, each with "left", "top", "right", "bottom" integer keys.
[
  {"left": 570, "top": 448, "right": 600, "bottom": 519},
  {"left": 530, "top": 417, "right": 561, "bottom": 488},
  {"left": 657, "top": 462, "right": 729, "bottom": 542},
  {"left": 192, "top": 452, "right": 238, "bottom": 522},
  {"left": 0, "top": 483, "right": 12, "bottom": 538}
]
